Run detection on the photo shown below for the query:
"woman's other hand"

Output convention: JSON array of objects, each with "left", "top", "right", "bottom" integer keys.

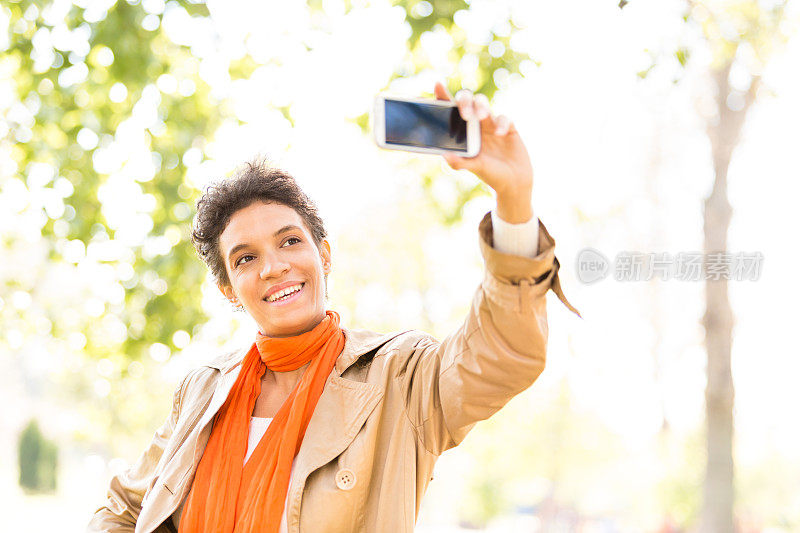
[{"left": 434, "top": 81, "right": 534, "bottom": 224}]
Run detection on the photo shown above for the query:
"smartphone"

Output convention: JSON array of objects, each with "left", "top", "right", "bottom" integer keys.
[{"left": 373, "top": 93, "right": 481, "bottom": 158}]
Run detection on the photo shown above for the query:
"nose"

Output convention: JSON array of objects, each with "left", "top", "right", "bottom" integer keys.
[{"left": 259, "top": 255, "right": 290, "bottom": 280}]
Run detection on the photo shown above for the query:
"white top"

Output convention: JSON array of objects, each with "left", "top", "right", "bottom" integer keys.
[
  {"left": 244, "top": 416, "right": 272, "bottom": 464},
  {"left": 171, "top": 417, "right": 293, "bottom": 531},
  {"left": 171, "top": 207, "right": 539, "bottom": 530}
]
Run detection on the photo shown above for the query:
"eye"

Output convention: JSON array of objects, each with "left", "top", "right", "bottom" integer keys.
[
  {"left": 235, "top": 254, "right": 254, "bottom": 267},
  {"left": 283, "top": 237, "right": 301, "bottom": 247}
]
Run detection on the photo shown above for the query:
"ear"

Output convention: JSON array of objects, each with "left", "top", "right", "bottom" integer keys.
[
  {"left": 320, "top": 239, "right": 332, "bottom": 273},
  {"left": 218, "top": 282, "right": 236, "bottom": 303}
]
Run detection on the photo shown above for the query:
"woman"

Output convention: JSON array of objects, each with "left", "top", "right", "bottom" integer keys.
[{"left": 88, "top": 83, "right": 580, "bottom": 533}]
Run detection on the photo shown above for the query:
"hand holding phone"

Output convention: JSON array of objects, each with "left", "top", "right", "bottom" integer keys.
[
  {"left": 373, "top": 93, "right": 481, "bottom": 157},
  {"left": 374, "top": 82, "right": 534, "bottom": 209}
]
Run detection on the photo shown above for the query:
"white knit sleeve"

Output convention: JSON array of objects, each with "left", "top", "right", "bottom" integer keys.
[{"left": 490, "top": 207, "right": 540, "bottom": 258}]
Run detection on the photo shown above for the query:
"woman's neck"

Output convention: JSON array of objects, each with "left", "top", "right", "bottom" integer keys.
[{"left": 262, "top": 360, "right": 311, "bottom": 394}]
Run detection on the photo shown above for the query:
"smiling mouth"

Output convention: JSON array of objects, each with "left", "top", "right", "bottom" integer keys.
[{"left": 264, "top": 283, "right": 305, "bottom": 304}]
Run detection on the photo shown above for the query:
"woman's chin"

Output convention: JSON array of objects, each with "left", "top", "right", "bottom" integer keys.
[{"left": 257, "top": 308, "right": 320, "bottom": 337}]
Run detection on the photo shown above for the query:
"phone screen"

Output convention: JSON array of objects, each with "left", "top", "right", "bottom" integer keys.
[{"left": 384, "top": 99, "right": 468, "bottom": 152}]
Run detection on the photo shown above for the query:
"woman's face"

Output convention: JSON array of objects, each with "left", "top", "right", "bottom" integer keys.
[{"left": 217, "top": 201, "right": 331, "bottom": 338}]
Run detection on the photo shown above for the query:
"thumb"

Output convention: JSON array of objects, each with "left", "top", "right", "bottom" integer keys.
[{"left": 443, "top": 152, "right": 477, "bottom": 172}]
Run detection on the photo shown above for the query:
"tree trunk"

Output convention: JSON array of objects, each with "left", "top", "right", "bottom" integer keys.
[{"left": 700, "top": 58, "right": 758, "bottom": 533}]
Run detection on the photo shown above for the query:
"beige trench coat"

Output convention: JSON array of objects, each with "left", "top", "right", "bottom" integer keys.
[{"left": 87, "top": 210, "right": 580, "bottom": 532}]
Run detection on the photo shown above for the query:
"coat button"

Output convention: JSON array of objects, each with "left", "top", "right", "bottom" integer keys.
[{"left": 335, "top": 468, "right": 356, "bottom": 490}]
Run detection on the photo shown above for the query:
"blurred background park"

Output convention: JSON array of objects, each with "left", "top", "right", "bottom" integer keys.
[{"left": 2, "top": 0, "right": 799, "bottom": 531}]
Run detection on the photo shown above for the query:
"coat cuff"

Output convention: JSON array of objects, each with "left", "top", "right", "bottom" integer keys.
[
  {"left": 490, "top": 208, "right": 540, "bottom": 257},
  {"left": 478, "top": 210, "right": 582, "bottom": 318}
]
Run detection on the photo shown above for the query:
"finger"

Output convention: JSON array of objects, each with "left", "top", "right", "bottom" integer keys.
[
  {"left": 443, "top": 152, "right": 462, "bottom": 169},
  {"left": 434, "top": 81, "right": 452, "bottom": 101},
  {"left": 474, "top": 93, "right": 491, "bottom": 121},
  {"left": 494, "top": 114, "right": 512, "bottom": 136},
  {"left": 454, "top": 89, "right": 474, "bottom": 121},
  {"left": 443, "top": 152, "right": 474, "bottom": 171},
  {"left": 444, "top": 151, "right": 481, "bottom": 173}
]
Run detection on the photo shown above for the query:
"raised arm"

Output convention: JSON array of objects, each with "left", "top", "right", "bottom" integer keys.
[
  {"left": 398, "top": 205, "right": 579, "bottom": 455},
  {"left": 434, "top": 79, "right": 579, "bottom": 319},
  {"left": 395, "top": 83, "right": 580, "bottom": 455}
]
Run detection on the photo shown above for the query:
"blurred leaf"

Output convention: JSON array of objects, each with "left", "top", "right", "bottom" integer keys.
[
  {"left": 637, "top": 64, "right": 655, "bottom": 79},
  {"left": 676, "top": 47, "right": 689, "bottom": 67}
]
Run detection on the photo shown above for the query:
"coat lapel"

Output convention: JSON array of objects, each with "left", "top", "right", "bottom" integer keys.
[
  {"left": 294, "top": 329, "right": 414, "bottom": 472},
  {"left": 282, "top": 372, "right": 384, "bottom": 533},
  {"left": 283, "top": 328, "right": 413, "bottom": 531},
  {"left": 293, "top": 373, "right": 383, "bottom": 474},
  {"left": 196, "top": 364, "right": 241, "bottom": 431}
]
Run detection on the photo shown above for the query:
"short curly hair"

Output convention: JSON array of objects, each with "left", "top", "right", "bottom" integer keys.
[{"left": 191, "top": 158, "right": 328, "bottom": 289}]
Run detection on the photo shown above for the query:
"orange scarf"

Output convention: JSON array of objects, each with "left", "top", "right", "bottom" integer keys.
[{"left": 178, "top": 310, "right": 346, "bottom": 533}]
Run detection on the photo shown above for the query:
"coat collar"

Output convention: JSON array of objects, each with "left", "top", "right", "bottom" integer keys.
[{"left": 206, "top": 326, "right": 413, "bottom": 377}]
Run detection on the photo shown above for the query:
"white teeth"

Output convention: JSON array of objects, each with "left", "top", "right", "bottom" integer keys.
[{"left": 268, "top": 284, "right": 303, "bottom": 302}]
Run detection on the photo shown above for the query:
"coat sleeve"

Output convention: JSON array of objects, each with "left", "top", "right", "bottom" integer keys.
[
  {"left": 86, "top": 372, "right": 190, "bottom": 532},
  {"left": 396, "top": 210, "right": 581, "bottom": 456}
]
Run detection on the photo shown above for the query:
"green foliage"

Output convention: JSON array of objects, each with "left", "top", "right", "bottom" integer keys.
[
  {"left": 697, "top": 0, "right": 792, "bottom": 69},
  {"left": 636, "top": 48, "right": 657, "bottom": 79},
  {"left": 5, "top": 0, "right": 217, "bottom": 363},
  {"left": 636, "top": 66, "right": 653, "bottom": 79},
  {"left": 18, "top": 419, "right": 59, "bottom": 494},
  {"left": 3, "top": 0, "right": 529, "bottom": 455},
  {"left": 338, "top": 0, "right": 531, "bottom": 138},
  {"left": 228, "top": 54, "right": 260, "bottom": 81},
  {"left": 637, "top": 0, "right": 793, "bottom": 84},
  {"left": 420, "top": 167, "right": 489, "bottom": 227},
  {"left": 675, "top": 47, "right": 689, "bottom": 67},
  {"left": 388, "top": 0, "right": 529, "bottom": 103},
  {"left": 5, "top": 0, "right": 526, "bottom": 365}
]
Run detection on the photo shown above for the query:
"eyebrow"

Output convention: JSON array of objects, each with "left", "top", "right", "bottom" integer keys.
[{"left": 226, "top": 225, "right": 303, "bottom": 264}]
